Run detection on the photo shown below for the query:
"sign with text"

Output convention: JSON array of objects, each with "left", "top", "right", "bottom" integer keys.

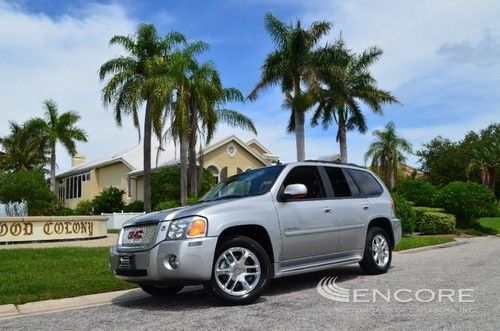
[{"left": 0, "top": 216, "right": 108, "bottom": 243}]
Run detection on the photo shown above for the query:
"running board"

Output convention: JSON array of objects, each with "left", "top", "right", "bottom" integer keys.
[{"left": 273, "top": 256, "right": 362, "bottom": 279}]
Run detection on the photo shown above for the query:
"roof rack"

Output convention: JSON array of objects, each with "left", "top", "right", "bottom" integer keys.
[{"left": 303, "top": 159, "right": 365, "bottom": 168}]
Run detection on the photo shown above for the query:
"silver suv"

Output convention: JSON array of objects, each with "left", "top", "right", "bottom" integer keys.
[{"left": 109, "top": 161, "right": 401, "bottom": 305}]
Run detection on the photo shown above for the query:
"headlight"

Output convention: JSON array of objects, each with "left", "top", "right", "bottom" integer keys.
[{"left": 166, "top": 216, "right": 207, "bottom": 240}]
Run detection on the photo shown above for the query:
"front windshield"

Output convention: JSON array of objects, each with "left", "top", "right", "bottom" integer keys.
[{"left": 200, "top": 165, "right": 285, "bottom": 202}]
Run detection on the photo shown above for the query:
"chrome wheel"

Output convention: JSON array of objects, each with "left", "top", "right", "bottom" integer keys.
[
  {"left": 371, "top": 234, "right": 389, "bottom": 268},
  {"left": 214, "top": 247, "right": 261, "bottom": 296}
]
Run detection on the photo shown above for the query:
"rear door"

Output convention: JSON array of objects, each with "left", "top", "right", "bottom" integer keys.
[
  {"left": 322, "top": 166, "right": 367, "bottom": 253},
  {"left": 275, "top": 166, "right": 340, "bottom": 262}
]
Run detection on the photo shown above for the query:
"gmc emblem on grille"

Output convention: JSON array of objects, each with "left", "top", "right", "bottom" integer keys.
[{"left": 128, "top": 230, "right": 144, "bottom": 240}]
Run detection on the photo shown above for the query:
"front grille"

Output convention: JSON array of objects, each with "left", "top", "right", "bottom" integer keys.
[
  {"left": 119, "top": 224, "right": 158, "bottom": 247},
  {"left": 116, "top": 269, "right": 148, "bottom": 277}
]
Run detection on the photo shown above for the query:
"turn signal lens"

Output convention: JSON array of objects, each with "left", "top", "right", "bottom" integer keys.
[{"left": 188, "top": 219, "right": 207, "bottom": 238}]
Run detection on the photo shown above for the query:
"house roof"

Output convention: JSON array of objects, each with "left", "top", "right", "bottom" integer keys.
[
  {"left": 202, "top": 135, "right": 269, "bottom": 166},
  {"left": 56, "top": 137, "right": 176, "bottom": 179}
]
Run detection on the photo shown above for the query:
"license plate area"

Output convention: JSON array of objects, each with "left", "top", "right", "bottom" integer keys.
[{"left": 118, "top": 254, "right": 135, "bottom": 269}]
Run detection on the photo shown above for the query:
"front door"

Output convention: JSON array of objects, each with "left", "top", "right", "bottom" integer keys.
[{"left": 274, "top": 166, "right": 339, "bottom": 262}]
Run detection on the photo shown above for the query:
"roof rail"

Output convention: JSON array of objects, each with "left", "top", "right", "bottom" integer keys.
[{"left": 303, "top": 159, "right": 365, "bottom": 168}]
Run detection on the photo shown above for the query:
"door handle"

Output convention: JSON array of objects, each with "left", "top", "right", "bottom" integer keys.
[
  {"left": 362, "top": 205, "right": 370, "bottom": 210},
  {"left": 322, "top": 207, "right": 332, "bottom": 214}
]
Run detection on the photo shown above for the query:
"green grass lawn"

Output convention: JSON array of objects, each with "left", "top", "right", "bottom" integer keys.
[
  {"left": 395, "top": 235, "right": 455, "bottom": 251},
  {"left": 107, "top": 228, "right": 121, "bottom": 234},
  {"left": 0, "top": 247, "right": 136, "bottom": 305},
  {"left": 477, "top": 217, "right": 500, "bottom": 233}
]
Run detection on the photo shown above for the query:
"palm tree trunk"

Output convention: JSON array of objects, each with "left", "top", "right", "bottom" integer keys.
[
  {"left": 50, "top": 145, "right": 56, "bottom": 192},
  {"left": 180, "top": 134, "right": 188, "bottom": 206},
  {"left": 387, "top": 156, "right": 396, "bottom": 190},
  {"left": 188, "top": 106, "right": 198, "bottom": 197},
  {"left": 338, "top": 124, "right": 348, "bottom": 163},
  {"left": 143, "top": 100, "right": 152, "bottom": 212},
  {"left": 293, "top": 79, "right": 305, "bottom": 161},
  {"left": 197, "top": 142, "right": 204, "bottom": 195}
]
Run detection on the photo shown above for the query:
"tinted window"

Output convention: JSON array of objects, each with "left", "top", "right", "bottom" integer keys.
[
  {"left": 282, "top": 166, "right": 325, "bottom": 199},
  {"left": 324, "top": 167, "right": 354, "bottom": 197},
  {"left": 348, "top": 169, "right": 383, "bottom": 197}
]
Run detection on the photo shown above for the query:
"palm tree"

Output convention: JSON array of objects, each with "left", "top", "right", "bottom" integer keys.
[
  {"left": 312, "top": 39, "right": 399, "bottom": 163},
  {"left": 0, "top": 119, "right": 48, "bottom": 171},
  {"left": 249, "top": 12, "right": 332, "bottom": 161},
  {"left": 99, "top": 24, "right": 184, "bottom": 212},
  {"left": 42, "top": 99, "right": 88, "bottom": 192},
  {"left": 364, "top": 122, "right": 412, "bottom": 189},
  {"left": 189, "top": 63, "right": 256, "bottom": 197}
]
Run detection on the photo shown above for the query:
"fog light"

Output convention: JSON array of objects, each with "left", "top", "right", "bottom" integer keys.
[{"left": 169, "top": 255, "right": 179, "bottom": 269}]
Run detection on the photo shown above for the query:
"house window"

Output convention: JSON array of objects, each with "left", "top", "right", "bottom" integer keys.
[
  {"left": 207, "top": 165, "right": 220, "bottom": 184},
  {"left": 237, "top": 168, "right": 243, "bottom": 174},
  {"left": 220, "top": 167, "right": 228, "bottom": 182},
  {"left": 63, "top": 174, "right": 85, "bottom": 199},
  {"left": 127, "top": 177, "right": 132, "bottom": 197}
]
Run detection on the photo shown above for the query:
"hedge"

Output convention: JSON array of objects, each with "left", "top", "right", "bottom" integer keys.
[
  {"left": 412, "top": 206, "right": 444, "bottom": 232},
  {"left": 394, "top": 179, "right": 439, "bottom": 207},
  {"left": 392, "top": 193, "right": 415, "bottom": 235},
  {"left": 419, "top": 212, "right": 456, "bottom": 235}
]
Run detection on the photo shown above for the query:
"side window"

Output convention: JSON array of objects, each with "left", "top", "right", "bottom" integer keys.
[
  {"left": 348, "top": 169, "right": 383, "bottom": 197},
  {"left": 282, "top": 166, "right": 325, "bottom": 199},
  {"left": 324, "top": 167, "right": 353, "bottom": 197}
]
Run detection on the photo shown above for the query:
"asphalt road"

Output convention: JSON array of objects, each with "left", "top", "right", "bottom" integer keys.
[{"left": 2, "top": 236, "right": 499, "bottom": 330}]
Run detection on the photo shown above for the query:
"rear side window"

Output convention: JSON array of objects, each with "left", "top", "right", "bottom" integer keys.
[
  {"left": 348, "top": 169, "right": 383, "bottom": 197},
  {"left": 282, "top": 166, "right": 325, "bottom": 199},
  {"left": 324, "top": 167, "right": 359, "bottom": 197}
]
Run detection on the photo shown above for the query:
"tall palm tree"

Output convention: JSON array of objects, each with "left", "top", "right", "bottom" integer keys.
[
  {"left": 42, "top": 99, "right": 88, "bottom": 192},
  {"left": 0, "top": 119, "right": 48, "bottom": 171},
  {"left": 99, "top": 24, "right": 184, "bottom": 212},
  {"left": 249, "top": 12, "right": 332, "bottom": 161},
  {"left": 311, "top": 39, "right": 399, "bottom": 163},
  {"left": 364, "top": 122, "right": 412, "bottom": 189},
  {"left": 189, "top": 63, "right": 256, "bottom": 196}
]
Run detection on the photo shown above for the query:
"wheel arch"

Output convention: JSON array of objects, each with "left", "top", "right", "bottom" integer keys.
[{"left": 367, "top": 217, "right": 395, "bottom": 249}]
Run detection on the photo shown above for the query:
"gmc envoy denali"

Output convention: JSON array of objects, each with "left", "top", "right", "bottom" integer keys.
[{"left": 109, "top": 161, "right": 402, "bottom": 305}]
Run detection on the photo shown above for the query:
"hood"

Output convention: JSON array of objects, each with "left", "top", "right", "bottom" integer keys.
[{"left": 123, "top": 201, "right": 221, "bottom": 227}]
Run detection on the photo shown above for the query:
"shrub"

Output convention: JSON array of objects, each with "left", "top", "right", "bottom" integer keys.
[
  {"left": 54, "top": 207, "right": 74, "bottom": 216},
  {"left": 92, "top": 187, "right": 125, "bottom": 214},
  {"left": 154, "top": 197, "right": 199, "bottom": 211},
  {"left": 152, "top": 166, "right": 214, "bottom": 208},
  {"left": 394, "top": 179, "right": 439, "bottom": 207},
  {"left": 412, "top": 206, "right": 445, "bottom": 232},
  {"left": 74, "top": 199, "right": 94, "bottom": 215},
  {"left": 0, "top": 169, "right": 59, "bottom": 216},
  {"left": 419, "top": 212, "right": 456, "bottom": 234},
  {"left": 392, "top": 193, "right": 415, "bottom": 235},
  {"left": 123, "top": 200, "right": 144, "bottom": 212},
  {"left": 436, "top": 181, "right": 496, "bottom": 228},
  {"left": 155, "top": 200, "right": 181, "bottom": 211}
]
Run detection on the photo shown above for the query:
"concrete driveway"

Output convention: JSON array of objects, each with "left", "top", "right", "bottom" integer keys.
[{"left": 1, "top": 236, "right": 499, "bottom": 330}]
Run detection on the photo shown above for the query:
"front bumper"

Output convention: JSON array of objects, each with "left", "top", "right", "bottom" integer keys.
[
  {"left": 391, "top": 218, "right": 402, "bottom": 247},
  {"left": 109, "top": 237, "right": 218, "bottom": 285}
]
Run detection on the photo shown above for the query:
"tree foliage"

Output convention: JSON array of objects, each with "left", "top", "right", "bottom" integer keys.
[
  {"left": 0, "top": 169, "right": 59, "bottom": 216},
  {"left": 92, "top": 187, "right": 125, "bottom": 214}
]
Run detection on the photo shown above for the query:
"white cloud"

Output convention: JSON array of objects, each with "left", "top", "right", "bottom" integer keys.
[{"left": 0, "top": 1, "right": 138, "bottom": 171}]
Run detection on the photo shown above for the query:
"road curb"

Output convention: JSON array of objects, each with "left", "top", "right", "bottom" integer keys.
[{"left": 0, "top": 288, "right": 147, "bottom": 320}]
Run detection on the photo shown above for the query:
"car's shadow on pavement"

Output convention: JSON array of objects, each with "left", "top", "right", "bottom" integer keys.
[{"left": 111, "top": 265, "right": 362, "bottom": 310}]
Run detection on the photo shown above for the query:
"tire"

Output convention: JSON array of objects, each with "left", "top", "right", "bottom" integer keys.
[
  {"left": 359, "top": 226, "right": 392, "bottom": 275},
  {"left": 204, "top": 235, "right": 271, "bottom": 305},
  {"left": 140, "top": 284, "right": 184, "bottom": 296}
]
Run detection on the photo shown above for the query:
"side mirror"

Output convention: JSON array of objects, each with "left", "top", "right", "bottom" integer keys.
[{"left": 282, "top": 184, "right": 308, "bottom": 201}]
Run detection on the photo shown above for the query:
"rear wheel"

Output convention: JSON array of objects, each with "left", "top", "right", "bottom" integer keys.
[
  {"left": 204, "top": 236, "right": 271, "bottom": 305},
  {"left": 140, "top": 284, "right": 184, "bottom": 296},
  {"left": 359, "top": 227, "right": 392, "bottom": 274}
]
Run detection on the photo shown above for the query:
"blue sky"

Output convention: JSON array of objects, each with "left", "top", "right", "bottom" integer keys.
[{"left": 1, "top": 0, "right": 499, "bottom": 171}]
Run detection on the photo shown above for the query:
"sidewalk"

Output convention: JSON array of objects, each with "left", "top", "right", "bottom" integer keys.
[{"left": 0, "top": 234, "right": 118, "bottom": 249}]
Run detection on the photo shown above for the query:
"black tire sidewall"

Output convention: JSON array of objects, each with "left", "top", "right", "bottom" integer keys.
[
  {"left": 360, "top": 227, "right": 392, "bottom": 274},
  {"left": 206, "top": 235, "right": 271, "bottom": 305}
]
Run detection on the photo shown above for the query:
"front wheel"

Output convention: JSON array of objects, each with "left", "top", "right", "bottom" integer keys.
[
  {"left": 359, "top": 227, "right": 392, "bottom": 274},
  {"left": 204, "top": 236, "right": 271, "bottom": 305},
  {"left": 140, "top": 284, "right": 184, "bottom": 296}
]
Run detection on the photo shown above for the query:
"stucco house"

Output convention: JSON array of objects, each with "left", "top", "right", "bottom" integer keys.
[{"left": 55, "top": 136, "right": 278, "bottom": 208}]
